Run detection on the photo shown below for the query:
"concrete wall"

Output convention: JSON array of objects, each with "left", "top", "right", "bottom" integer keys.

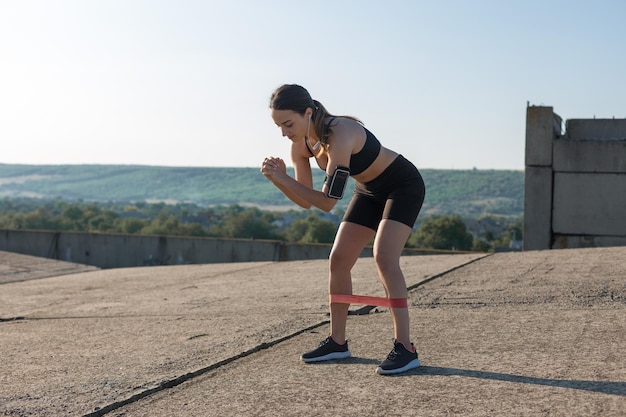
[
  {"left": 524, "top": 106, "right": 626, "bottom": 250},
  {"left": 0, "top": 229, "right": 450, "bottom": 268}
]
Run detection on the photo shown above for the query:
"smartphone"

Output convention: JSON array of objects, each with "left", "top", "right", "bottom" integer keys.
[{"left": 327, "top": 166, "right": 350, "bottom": 199}]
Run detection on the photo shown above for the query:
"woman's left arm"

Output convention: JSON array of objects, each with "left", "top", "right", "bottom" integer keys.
[
  {"left": 272, "top": 125, "right": 354, "bottom": 211},
  {"left": 266, "top": 158, "right": 339, "bottom": 212},
  {"left": 264, "top": 157, "right": 315, "bottom": 209}
]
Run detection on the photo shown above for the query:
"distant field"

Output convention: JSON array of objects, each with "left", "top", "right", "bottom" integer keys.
[{"left": 0, "top": 164, "right": 524, "bottom": 218}]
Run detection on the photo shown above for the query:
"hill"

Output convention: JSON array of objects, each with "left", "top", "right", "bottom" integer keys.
[{"left": 0, "top": 164, "right": 524, "bottom": 219}]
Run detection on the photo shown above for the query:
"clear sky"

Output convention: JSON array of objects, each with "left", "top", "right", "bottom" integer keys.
[{"left": 1, "top": 0, "right": 625, "bottom": 170}]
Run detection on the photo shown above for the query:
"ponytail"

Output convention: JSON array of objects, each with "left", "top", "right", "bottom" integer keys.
[{"left": 311, "top": 99, "right": 362, "bottom": 147}]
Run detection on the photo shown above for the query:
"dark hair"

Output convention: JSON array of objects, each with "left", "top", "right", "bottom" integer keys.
[{"left": 269, "top": 84, "right": 361, "bottom": 146}]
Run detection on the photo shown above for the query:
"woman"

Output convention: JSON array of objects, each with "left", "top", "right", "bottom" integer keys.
[{"left": 261, "top": 84, "right": 425, "bottom": 375}]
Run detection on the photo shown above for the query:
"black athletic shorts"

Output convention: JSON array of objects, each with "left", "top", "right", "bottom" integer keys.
[{"left": 343, "top": 155, "right": 425, "bottom": 231}]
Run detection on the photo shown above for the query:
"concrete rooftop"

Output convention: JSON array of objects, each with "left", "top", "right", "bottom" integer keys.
[{"left": 1, "top": 248, "right": 624, "bottom": 416}]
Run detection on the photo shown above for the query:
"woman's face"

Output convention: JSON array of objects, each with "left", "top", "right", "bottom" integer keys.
[{"left": 271, "top": 109, "right": 308, "bottom": 143}]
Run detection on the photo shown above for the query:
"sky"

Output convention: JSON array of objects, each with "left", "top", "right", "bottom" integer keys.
[{"left": 1, "top": 0, "right": 625, "bottom": 171}]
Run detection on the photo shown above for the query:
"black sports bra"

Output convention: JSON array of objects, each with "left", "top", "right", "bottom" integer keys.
[
  {"left": 350, "top": 127, "right": 382, "bottom": 175},
  {"left": 305, "top": 118, "right": 381, "bottom": 176}
]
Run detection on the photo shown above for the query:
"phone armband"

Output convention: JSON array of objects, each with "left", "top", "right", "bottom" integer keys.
[{"left": 325, "top": 166, "right": 350, "bottom": 199}]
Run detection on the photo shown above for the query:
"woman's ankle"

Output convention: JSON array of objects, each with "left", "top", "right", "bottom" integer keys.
[{"left": 330, "top": 334, "right": 347, "bottom": 345}]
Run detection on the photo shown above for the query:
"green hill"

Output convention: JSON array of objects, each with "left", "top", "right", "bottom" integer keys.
[{"left": 0, "top": 164, "right": 524, "bottom": 218}]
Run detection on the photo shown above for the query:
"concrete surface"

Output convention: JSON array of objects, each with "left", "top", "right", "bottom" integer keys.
[
  {"left": 553, "top": 173, "right": 626, "bottom": 235},
  {"left": 553, "top": 139, "right": 626, "bottom": 173},
  {"left": 0, "top": 251, "right": 99, "bottom": 285},
  {"left": 565, "top": 119, "right": 626, "bottom": 141},
  {"left": 523, "top": 165, "right": 553, "bottom": 250},
  {"left": 1, "top": 247, "right": 624, "bottom": 416},
  {"left": 0, "top": 229, "right": 334, "bottom": 268},
  {"left": 525, "top": 106, "right": 556, "bottom": 167}
]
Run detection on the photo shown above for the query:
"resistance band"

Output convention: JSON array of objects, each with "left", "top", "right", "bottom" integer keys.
[{"left": 330, "top": 294, "right": 408, "bottom": 309}]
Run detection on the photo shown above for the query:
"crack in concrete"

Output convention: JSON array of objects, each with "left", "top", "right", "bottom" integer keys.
[
  {"left": 3, "top": 315, "right": 188, "bottom": 321},
  {"left": 0, "top": 316, "right": 25, "bottom": 322},
  {"left": 81, "top": 320, "right": 329, "bottom": 417}
]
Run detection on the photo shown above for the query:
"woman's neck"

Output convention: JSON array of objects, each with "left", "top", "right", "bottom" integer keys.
[{"left": 306, "top": 117, "right": 321, "bottom": 144}]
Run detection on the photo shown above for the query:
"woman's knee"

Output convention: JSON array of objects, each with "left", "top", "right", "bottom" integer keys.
[
  {"left": 373, "top": 249, "right": 401, "bottom": 276},
  {"left": 329, "top": 246, "right": 358, "bottom": 274}
]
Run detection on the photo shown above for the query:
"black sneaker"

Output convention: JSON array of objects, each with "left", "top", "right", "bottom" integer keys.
[
  {"left": 301, "top": 336, "right": 352, "bottom": 363},
  {"left": 376, "top": 339, "right": 421, "bottom": 375}
]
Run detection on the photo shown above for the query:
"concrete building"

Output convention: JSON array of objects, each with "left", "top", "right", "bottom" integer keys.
[{"left": 524, "top": 105, "right": 626, "bottom": 250}]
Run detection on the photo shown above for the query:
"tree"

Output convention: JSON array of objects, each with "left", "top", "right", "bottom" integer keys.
[
  {"left": 8, "top": 207, "right": 61, "bottom": 230},
  {"left": 141, "top": 214, "right": 184, "bottom": 236},
  {"left": 409, "top": 215, "right": 474, "bottom": 250},
  {"left": 491, "top": 217, "right": 523, "bottom": 250},
  {"left": 60, "top": 205, "right": 86, "bottom": 230},
  {"left": 284, "top": 214, "right": 337, "bottom": 243},
  {"left": 209, "top": 206, "right": 278, "bottom": 240},
  {"left": 120, "top": 218, "right": 146, "bottom": 234}
]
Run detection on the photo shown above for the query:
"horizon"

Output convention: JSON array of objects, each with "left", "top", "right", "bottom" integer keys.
[{"left": 0, "top": 161, "right": 525, "bottom": 172}]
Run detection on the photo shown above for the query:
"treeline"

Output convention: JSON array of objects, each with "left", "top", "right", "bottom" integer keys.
[
  {"left": 0, "top": 198, "right": 522, "bottom": 252},
  {"left": 0, "top": 164, "right": 524, "bottom": 219}
]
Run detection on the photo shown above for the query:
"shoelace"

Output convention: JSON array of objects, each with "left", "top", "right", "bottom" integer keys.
[
  {"left": 320, "top": 337, "right": 348, "bottom": 348},
  {"left": 386, "top": 347, "right": 401, "bottom": 360},
  {"left": 319, "top": 337, "right": 334, "bottom": 347}
]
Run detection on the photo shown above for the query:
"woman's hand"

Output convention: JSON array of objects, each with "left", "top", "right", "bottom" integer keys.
[
  {"left": 260, "top": 157, "right": 286, "bottom": 181},
  {"left": 273, "top": 157, "right": 287, "bottom": 175}
]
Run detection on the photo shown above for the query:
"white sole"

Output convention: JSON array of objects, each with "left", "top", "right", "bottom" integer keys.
[
  {"left": 300, "top": 350, "right": 352, "bottom": 363},
  {"left": 375, "top": 358, "right": 421, "bottom": 375}
]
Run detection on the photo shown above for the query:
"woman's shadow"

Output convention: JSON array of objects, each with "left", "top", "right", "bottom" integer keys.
[
  {"left": 306, "top": 357, "right": 625, "bottom": 396},
  {"left": 389, "top": 365, "right": 626, "bottom": 396}
]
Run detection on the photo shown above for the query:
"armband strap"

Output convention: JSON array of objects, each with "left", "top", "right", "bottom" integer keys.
[
  {"left": 325, "top": 166, "right": 350, "bottom": 199},
  {"left": 330, "top": 294, "right": 408, "bottom": 308},
  {"left": 325, "top": 166, "right": 350, "bottom": 200}
]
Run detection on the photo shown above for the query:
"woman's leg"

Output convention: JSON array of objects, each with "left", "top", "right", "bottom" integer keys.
[
  {"left": 372, "top": 219, "right": 414, "bottom": 350},
  {"left": 328, "top": 221, "right": 376, "bottom": 343}
]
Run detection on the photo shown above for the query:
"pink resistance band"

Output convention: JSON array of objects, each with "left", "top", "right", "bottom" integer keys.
[{"left": 330, "top": 294, "right": 408, "bottom": 308}]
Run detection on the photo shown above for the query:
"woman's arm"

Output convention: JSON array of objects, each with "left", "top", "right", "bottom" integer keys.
[
  {"left": 263, "top": 155, "right": 338, "bottom": 212},
  {"left": 273, "top": 171, "right": 337, "bottom": 212},
  {"left": 261, "top": 118, "right": 358, "bottom": 212},
  {"left": 261, "top": 144, "right": 316, "bottom": 209},
  {"left": 268, "top": 160, "right": 313, "bottom": 209}
]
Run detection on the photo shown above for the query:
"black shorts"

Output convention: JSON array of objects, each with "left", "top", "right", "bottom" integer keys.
[{"left": 343, "top": 155, "right": 425, "bottom": 230}]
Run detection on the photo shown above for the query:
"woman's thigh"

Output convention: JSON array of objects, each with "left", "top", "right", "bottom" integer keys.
[
  {"left": 373, "top": 219, "right": 412, "bottom": 265},
  {"left": 330, "top": 221, "right": 376, "bottom": 271}
]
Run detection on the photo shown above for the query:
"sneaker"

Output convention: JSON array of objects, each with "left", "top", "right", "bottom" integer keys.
[
  {"left": 376, "top": 339, "right": 421, "bottom": 375},
  {"left": 301, "top": 336, "right": 352, "bottom": 363}
]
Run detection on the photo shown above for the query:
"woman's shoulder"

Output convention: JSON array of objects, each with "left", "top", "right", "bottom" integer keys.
[
  {"left": 328, "top": 116, "right": 364, "bottom": 137},
  {"left": 325, "top": 117, "right": 366, "bottom": 158}
]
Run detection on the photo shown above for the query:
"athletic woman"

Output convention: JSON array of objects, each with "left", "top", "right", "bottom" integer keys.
[{"left": 260, "top": 84, "right": 426, "bottom": 375}]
